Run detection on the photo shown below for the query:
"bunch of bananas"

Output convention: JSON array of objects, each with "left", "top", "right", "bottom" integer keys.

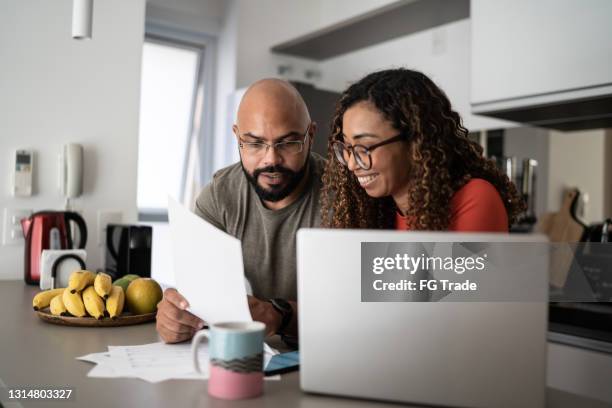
[{"left": 32, "top": 270, "right": 125, "bottom": 320}]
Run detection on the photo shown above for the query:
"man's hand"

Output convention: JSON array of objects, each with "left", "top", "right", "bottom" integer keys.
[
  {"left": 156, "top": 288, "right": 206, "bottom": 343},
  {"left": 248, "top": 295, "right": 282, "bottom": 337}
]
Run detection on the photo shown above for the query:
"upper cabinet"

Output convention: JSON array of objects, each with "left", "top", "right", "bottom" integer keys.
[
  {"left": 470, "top": 0, "right": 612, "bottom": 130},
  {"left": 272, "top": 0, "right": 469, "bottom": 61}
]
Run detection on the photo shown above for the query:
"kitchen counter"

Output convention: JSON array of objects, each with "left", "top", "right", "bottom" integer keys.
[{"left": 1, "top": 280, "right": 611, "bottom": 408}]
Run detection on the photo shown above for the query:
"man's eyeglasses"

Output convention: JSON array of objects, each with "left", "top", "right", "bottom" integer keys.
[
  {"left": 332, "top": 133, "right": 407, "bottom": 170},
  {"left": 238, "top": 124, "right": 311, "bottom": 156}
]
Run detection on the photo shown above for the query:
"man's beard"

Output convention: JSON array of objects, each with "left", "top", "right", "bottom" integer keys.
[{"left": 242, "top": 155, "right": 310, "bottom": 202}]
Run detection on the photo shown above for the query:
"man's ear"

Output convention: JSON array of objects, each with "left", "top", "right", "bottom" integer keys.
[{"left": 233, "top": 125, "right": 244, "bottom": 160}]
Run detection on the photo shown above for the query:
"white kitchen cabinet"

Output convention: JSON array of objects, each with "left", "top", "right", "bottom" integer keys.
[{"left": 471, "top": 0, "right": 612, "bottom": 112}]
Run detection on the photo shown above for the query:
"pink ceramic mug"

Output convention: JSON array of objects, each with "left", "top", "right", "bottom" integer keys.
[{"left": 191, "top": 321, "right": 265, "bottom": 400}]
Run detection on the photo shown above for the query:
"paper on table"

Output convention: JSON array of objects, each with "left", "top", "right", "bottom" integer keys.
[
  {"left": 167, "top": 197, "right": 252, "bottom": 324},
  {"left": 76, "top": 352, "right": 111, "bottom": 363},
  {"left": 78, "top": 341, "right": 280, "bottom": 383},
  {"left": 108, "top": 342, "right": 210, "bottom": 376}
]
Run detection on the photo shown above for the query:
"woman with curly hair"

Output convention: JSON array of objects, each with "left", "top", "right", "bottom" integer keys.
[{"left": 320, "top": 68, "right": 524, "bottom": 231}]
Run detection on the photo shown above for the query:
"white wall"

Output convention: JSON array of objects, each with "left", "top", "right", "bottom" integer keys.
[
  {"left": 547, "top": 129, "right": 610, "bottom": 223},
  {"left": 147, "top": 0, "right": 225, "bottom": 18},
  {"left": 146, "top": 0, "right": 225, "bottom": 36},
  {"left": 234, "top": 0, "right": 319, "bottom": 89},
  {"left": 318, "top": 0, "right": 404, "bottom": 27},
  {"left": 212, "top": 0, "right": 239, "bottom": 172},
  {"left": 0, "top": 0, "right": 146, "bottom": 279}
]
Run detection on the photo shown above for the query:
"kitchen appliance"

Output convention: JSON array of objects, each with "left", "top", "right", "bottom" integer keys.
[
  {"left": 503, "top": 156, "right": 519, "bottom": 186},
  {"left": 520, "top": 158, "right": 538, "bottom": 224},
  {"left": 549, "top": 221, "right": 612, "bottom": 346},
  {"left": 39, "top": 249, "right": 87, "bottom": 290},
  {"left": 105, "top": 224, "right": 152, "bottom": 279},
  {"left": 496, "top": 156, "right": 539, "bottom": 232},
  {"left": 21, "top": 211, "right": 88, "bottom": 285}
]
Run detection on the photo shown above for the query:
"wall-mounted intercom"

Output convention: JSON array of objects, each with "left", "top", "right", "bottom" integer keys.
[{"left": 59, "top": 143, "right": 84, "bottom": 199}]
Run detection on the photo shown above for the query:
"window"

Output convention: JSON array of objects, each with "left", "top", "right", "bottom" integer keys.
[{"left": 137, "top": 25, "right": 216, "bottom": 221}]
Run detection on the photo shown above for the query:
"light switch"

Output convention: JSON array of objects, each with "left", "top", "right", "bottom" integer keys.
[
  {"left": 2, "top": 208, "right": 32, "bottom": 246},
  {"left": 11, "top": 228, "right": 23, "bottom": 240}
]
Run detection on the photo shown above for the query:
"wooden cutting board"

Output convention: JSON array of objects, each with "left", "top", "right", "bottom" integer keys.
[
  {"left": 536, "top": 188, "right": 585, "bottom": 288},
  {"left": 537, "top": 188, "right": 585, "bottom": 242}
]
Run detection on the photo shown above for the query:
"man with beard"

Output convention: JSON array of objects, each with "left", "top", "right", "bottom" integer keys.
[{"left": 156, "top": 78, "right": 325, "bottom": 344}]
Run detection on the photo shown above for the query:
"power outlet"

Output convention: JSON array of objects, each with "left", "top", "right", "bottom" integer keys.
[
  {"left": 2, "top": 208, "right": 32, "bottom": 246},
  {"left": 97, "top": 210, "right": 122, "bottom": 247}
]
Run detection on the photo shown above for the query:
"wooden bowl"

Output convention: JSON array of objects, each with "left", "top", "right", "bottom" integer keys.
[{"left": 36, "top": 309, "right": 156, "bottom": 327}]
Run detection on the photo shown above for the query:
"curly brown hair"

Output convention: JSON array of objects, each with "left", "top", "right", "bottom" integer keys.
[{"left": 320, "top": 68, "right": 525, "bottom": 230}]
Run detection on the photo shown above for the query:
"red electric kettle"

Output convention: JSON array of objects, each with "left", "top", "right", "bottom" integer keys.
[{"left": 21, "top": 211, "right": 88, "bottom": 285}]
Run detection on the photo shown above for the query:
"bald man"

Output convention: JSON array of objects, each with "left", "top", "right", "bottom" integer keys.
[{"left": 156, "top": 79, "right": 325, "bottom": 344}]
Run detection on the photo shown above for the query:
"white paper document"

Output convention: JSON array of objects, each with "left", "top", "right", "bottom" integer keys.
[
  {"left": 77, "top": 342, "right": 280, "bottom": 383},
  {"left": 167, "top": 197, "right": 252, "bottom": 324}
]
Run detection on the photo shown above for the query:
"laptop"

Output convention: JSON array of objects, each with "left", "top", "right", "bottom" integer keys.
[{"left": 297, "top": 229, "right": 549, "bottom": 408}]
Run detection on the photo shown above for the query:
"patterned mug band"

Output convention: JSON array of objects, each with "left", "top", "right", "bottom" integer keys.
[{"left": 211, "top": 352, "right": 263, "bottom": 374}]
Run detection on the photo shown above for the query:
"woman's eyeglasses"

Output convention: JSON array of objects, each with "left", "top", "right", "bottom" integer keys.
[{"left": 332, "top": 133, "right": 407, "bottom": 170}]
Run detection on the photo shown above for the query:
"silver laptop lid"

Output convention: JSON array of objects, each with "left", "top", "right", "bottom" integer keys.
[{"left": 297, "top": 229, "right": 548, "bottom": 408}]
